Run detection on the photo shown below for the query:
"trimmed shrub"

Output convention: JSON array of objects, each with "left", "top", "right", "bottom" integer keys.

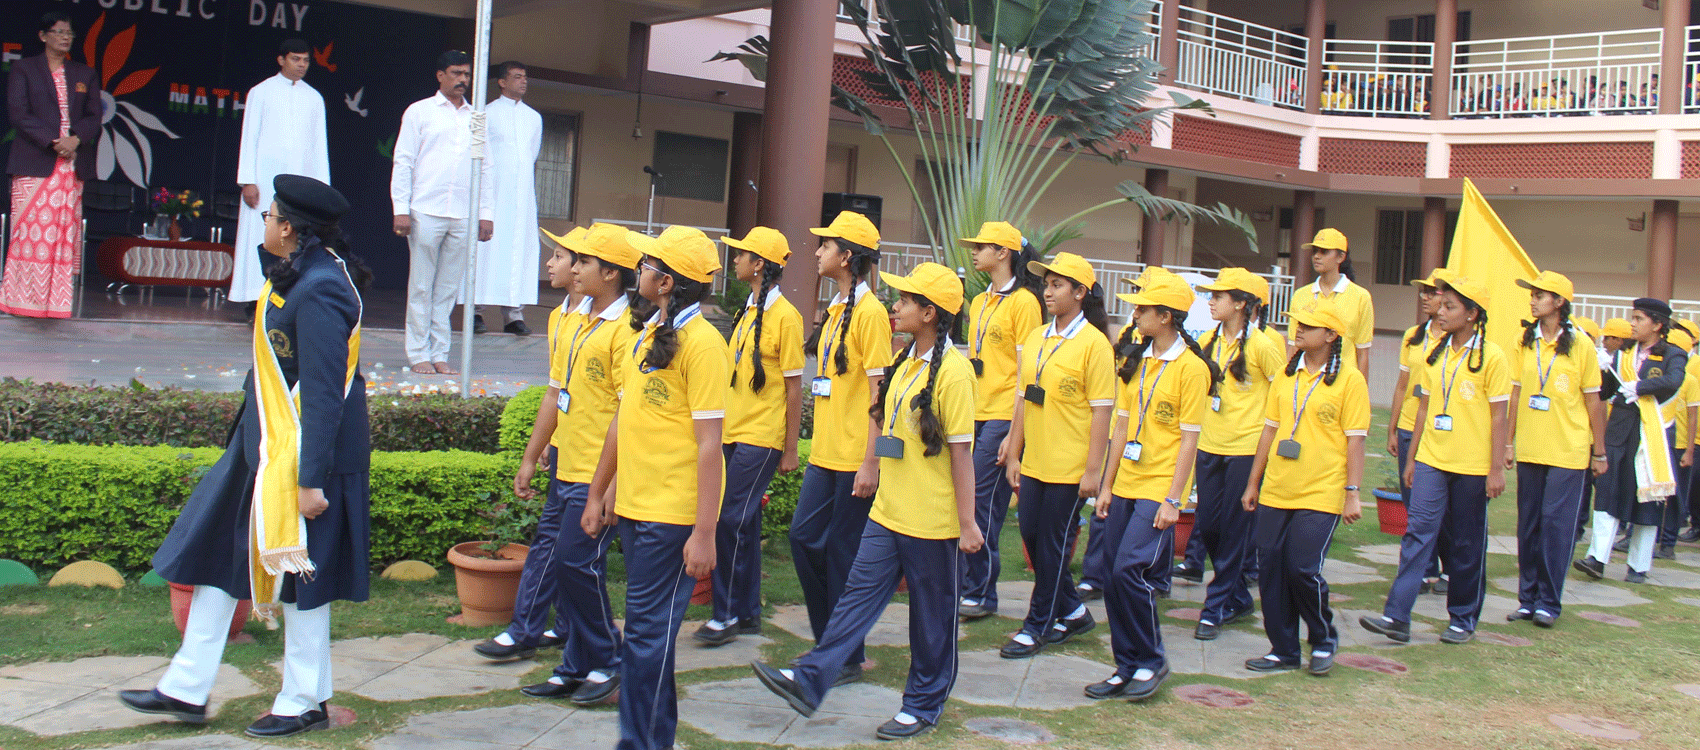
[{"left": 499, "top": 386, "right": 548, "bottom": 454}]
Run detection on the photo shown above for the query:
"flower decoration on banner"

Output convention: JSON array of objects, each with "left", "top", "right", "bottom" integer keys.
[
  {"left": 152, "top": 188, "right": 203, "bottom": 219},
  {"left": 82, "top": 13, "right": 179, "bottom": 188}
]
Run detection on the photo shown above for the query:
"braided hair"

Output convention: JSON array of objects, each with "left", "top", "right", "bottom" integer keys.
[
  {"left": 1425, "top": 286, "right": 1489, "bottom": 373},
  {"left": 803, "top": 239, "right": 881, "bottom": 376},
  {"left": 1283, "top": 332, "right": 1345, "bottom": 386},
  {"left": 1116, "top": 306, "right": 1222, "bottom": 396},
  {"left": 731, "top": 254, "right": 787, "bottom": 393},
  {"left": 637, "top": 258, "right": 711, "bottom": 372},
  {"left": 1405, "top": 320, "right": 1433, "bottom": 347},
  {"left": 869, "top": 295, "right": 958, "bottom": 457},
  {"left": 1011, "top": 238, "right": 1046, "bottom": 301},
  {"left": 1519, "top": 298, "right": 1576, "bottom": 357},
  {"left": 1203, "top": 290, "right": 1262, "bottom": 384},
  {"left": 267, "top": 202, "right": 372, "bottom": 293}
]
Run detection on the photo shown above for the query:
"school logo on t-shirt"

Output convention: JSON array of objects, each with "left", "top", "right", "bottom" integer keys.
[
  {"left": 1058, "top": 375, "right": 1082, "bottom": 400},
  {"left": 987, "top": 326, "right": 1004, "bottom": 345},
  {"left": 1317, "top": 402, "right": 1339, "bottom": 426},
  {"left": 643, "top": 376, "right": 671, "bottom": 406},
  {"left": 585, "top": 355, "right": 606, "bottom": 384},
  {"left": 1554, "top": 373, "right": 1571, "bottom": 394},
  {"left": 1460, "top": 380, "right": 1477, "bottom": 401},
  {"left": 1154, "top": 400, "right": 1177, "bottom": 425}
]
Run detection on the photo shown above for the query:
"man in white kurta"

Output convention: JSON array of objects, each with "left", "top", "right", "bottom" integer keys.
[
  {"left": 231, "top": 40, "right": 329, "bottom": 303},
  {"left": 475, "top": 62, "right": 542, "bottom": 335}
]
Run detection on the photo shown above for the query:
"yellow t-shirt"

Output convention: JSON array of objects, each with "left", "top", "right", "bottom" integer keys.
[
  {"left": 545, "top": 302, "right": 576, "bottom": 450},
  {"left": 1017, "top": 316, "right": 1117, "bottom": 484},
  {"left": 809, "top": 284, "right": 895, "bottom": 472},
  {"left": 1199, "top": 325, "right": 1287, "bottom": 456},
  {"left": 1415, "top": 338, "right": 1511, "bottom": 476},
  {"left": 724, "top": 289, "right": 807, "bottom": 450},
  {"left": 1673, "top": 372, "right": 1700, "bottom": 447},
  {"left": 615, "top": 308, "right": 732, "bottom": 525},
  {"left": 1260, "top": 324, "right": 1287, "bottom": 355},
  {"left": 1286, "top": 276, "right": 1376, "bottom": 371},
  {"left": 967, "top": 285, "right": 1044, "bottom": 422},
  {"left": 549, "top": 296, "right": 633, "bottom": 482},
  {"left": 1689, "top": 356, "right": 1700, "bottom": 447},
  {"left": 1509, "top": 331, "right": 1602, "bottom": 470},
  {"left": 1111, "top": 340, "right": 1211, "bottom": 502},
  {"left": 1259, "top": 362, "right": 1372, "bottom": 514},
  {"left": 869, "top": 347, "right": 977, "bottom": 539},
  {"left": 1397, "top": 324, "right": 1443, "bottom": 432}
]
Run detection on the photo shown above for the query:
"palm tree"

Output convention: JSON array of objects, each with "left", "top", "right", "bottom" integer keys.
[{"left": 714, "top": 0, "right": 1256, "bottom": 293}]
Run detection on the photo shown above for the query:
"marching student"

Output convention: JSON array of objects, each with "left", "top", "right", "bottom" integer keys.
[
  {"left": 581, "top": 226, "right": 730, "bottom": 750},
  {"left": 1678, "top": 319, "right": 1700, "bottom": 543},
  {"left": 1362, "top": 275, "right": 1508, "bottom": 645},
  {"left": 750, "top": 263, "right": 981, "bottom": 741},
  {"left": 694, "top": 227, "right": 805, "bottom": 647},
  {"left": 1387, "top": 271, "right": 1448, "bottom": 594},
  {"left": 1600, "top": 318, "right": 1632, "bottom": 354},
  {"left": 515, "top": 223, "right": 636, "bottom": 704},
  {"left": 1190, "top": 268, "right": 1287, "bottom": 640},
  {"left": 790, "top": 211, "right": 892, "bottom": 684},
  {"left": 1085, "top": 270, "right": 1216, "bottom": 701},
  {"left": 999, "top": 252, "right": 1115, "bottom": 659},
  {"left": 957, "top": 222, "right": 1045, "bottom": 621},
  {"left": 1241, "top": 300, "right": 1368, "bottom": 675},
  {"left": 1657, "top": 321, "right": 1700, "bottom": 556},
  {"left": 1287, "top": 229, "right": 1375, "bottom": 374},
  {"left": 1576, "top": 298, "right": 1687, "bottom": 584},
  {"left": 1502, "top": 272, "right": 1603, "bottom": 629}
]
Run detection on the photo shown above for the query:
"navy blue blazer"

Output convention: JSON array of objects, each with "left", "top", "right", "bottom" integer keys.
[
  {"left": 1603, "top": 341, "right": 1688, "bottom": 447},
  {"left": 5, "top": 54, "right": 102, "bottom": 180}
]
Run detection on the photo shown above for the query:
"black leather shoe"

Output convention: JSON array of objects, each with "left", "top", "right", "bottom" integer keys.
[
  {"left": 1084, "top": 675, "right": 1130, "bottom": 700},
  {"left": 751, "top": 661, "right": 817, "bottom": 717},
  {"left": 521, "top": 679, "right": 582, "bottom": 698},
  {"left": 1359, "top": 615, "right": 1411, "bottom": 643},
  {"left": 1572, "top": 556, "right": 1605, "bottom": 579},
  {"left": 1044, "top": 610, "right": 1096, "bottom": 644},
  {"left": 1244, "top": 656, "right": 1299, "bottom": 672},
  {"left": 1194, "top": 620, "right": 1221, "bottom": 641},
  {"left": 472, "top": 314, "right": 487, "bottom": 334},
  {"left": 473, "top": 639, "right": 537, "bottom": 661},
  {"left": 1679, "top": 526, "right": 1700, "bottom": 543},
  {"left": 735, "top": 619, "right": 763, "bottom": 635},
  {"left": 1220, "top": 606, "right": 1254, "bottom": 626},
  {"left": 505, "top": 320, "right": 531, "bottom": 336},
  {"left": 833, "top": 661, "right": 864, "bottom": 687},
  {"left": 875, "top": 717, "right": 935, "bottom": 740},
  {"left": 1000, "top": 636, "right": 1044, "bottom": 659},
  {"left": 1431, "top": 577, "right": 1449, "bottom": 595},
  {"left": 1533, "top": 611, "right": 1557, "bottom": 628},
  {"left": 537, "top": 633, "right": 564, "bottom": 648},
  {"left": 1308, "top": 652, "right": 1334, "bottom": 675},
  {"left": 693, "top": 622, "right": 740, "bottom": 647},
  {"left": 571, "top": 673, "right": 620, "bottom": 706},
  {"left": 1507, "top": 608, "right": 1533, "bottom": 622},
  {"left": 958, "top": 601, "right": 994, "bottom": 620},
  {"left": 245, "top": 708, "right": 329, "bottom": 738},
  {"left": 1613, "top": 535, "right": 1630, "bottom": 553},
  {"left": 1172, "top": 563, "right": 1204, "bottom": 584},
  {"left": 1124, "top": 664, "right": 1170, "bottom": 702},
  {"left": 117, "top": 689, "right": 207, "bottom": 724},
  {"left": 1625, "top": 569, "right": 1648, "bottom": 584},
  {"left": 1076, "top": 583, "right": 1104, "bottom": 601},
  {"left": 1655, "top": 545, "right": 1676, "bottom": 560},
  {"left": 1439, "top": 626, "right": 1474, "bottom": 644}
]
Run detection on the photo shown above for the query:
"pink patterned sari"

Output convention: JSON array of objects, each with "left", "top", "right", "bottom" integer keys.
[{"left": 0, "top": 66, "right": 83, "bottom": 318}]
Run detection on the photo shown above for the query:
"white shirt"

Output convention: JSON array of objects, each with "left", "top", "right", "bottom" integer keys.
[{"left": 390, "top": 91, "right": 494, "bottom": 220}]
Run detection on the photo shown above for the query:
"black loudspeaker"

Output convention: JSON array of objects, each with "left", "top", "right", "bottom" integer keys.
[{"left": 822, "top": 193, "right": 882, "bottom": 229}]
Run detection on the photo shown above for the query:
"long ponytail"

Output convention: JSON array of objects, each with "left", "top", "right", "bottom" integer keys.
[
  {"left": 869, "top": 298, "right": 956, "bottom": 457},
  {"left": 733, "top": 258, "right": 787, "bottom": 392},
  {"left": 804, "top": 239, "right": 880, "bottom": 376},
  {"left": 1117, "top": 306, "right": 1222, "bottom": 396},
  {"left": 639, "top": 259, "right": 710, "bottom": 372}
]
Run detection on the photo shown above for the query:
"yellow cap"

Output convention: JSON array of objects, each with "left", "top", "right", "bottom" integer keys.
[
  {"left": 1115, "top": 270, "right": 1194, "bottom": 311},
  {"left": 959, "top": 221, "right": 1023, "bottom": 252},
  {"left": 1408, "top": 267, "right": 1452, "bottom": 288},
  {"left": 578, "top": 223, "right": 642, "bottom": 269},
  {"left": 1196, "top": 267, "right": 1271, "bottom": 306},
  {"left": 1301, "top": 228, "right": 1349, "bottom": 253},
  {"left": 723, "top": 226, "right": 791, "bottom": 266},
  {"left": 1515, "top": 270, "right": 1575, "bottom": 303},
  {"left": 879, "top": 262, "right": 964, "bottom": 315},
  {"left": 1671, "top": 327, "right": 1696, "bottom": 352},
  {"left": 643, "top": 225, "right": 722, "bottom": 283},
  {"left": 540, "top": 226, "right": 590, "bottom": 255},
  {"left": 1122, "top": 265, "right": 1177, "bottom": 290},
  {"left": 1027, "top": 252, "right": 1097, "bottom": 289},
  {"left": 1438, "top": 274, "right": 1491, "bottom": 310},
  {"left": 1574, "top": 315, "right": 1601, "bottom": 339},
  {"left": 1602, "top": 318, "right": 1633, "bottom": 339},
  {"left": 1675, "top": 318, "right": 1699, "bottom": 341},
  {"left": 1290, "top": 300, "right": 1350, "bottom": 336},
  {"left": 810, "top": 211, "right": 881, "bottom": 250}
]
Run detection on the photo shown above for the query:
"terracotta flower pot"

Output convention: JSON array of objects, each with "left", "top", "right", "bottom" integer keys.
[
  {"left": 168, "top": 582, "right": 252, "bottom": 641},
  {"left": 1171, "top": 509, "right": 1196, "bottom": 555},
  {"left": 1373, "top": 488, "right": 1408, "bottom": 536},
  {"left": 446, "top": 542, "right": 529, "bottom": 627}
]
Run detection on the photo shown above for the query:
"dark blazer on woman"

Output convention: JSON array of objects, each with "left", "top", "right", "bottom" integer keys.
[{"left": 6, "top": 54, "right": 103, "bottom": 180}]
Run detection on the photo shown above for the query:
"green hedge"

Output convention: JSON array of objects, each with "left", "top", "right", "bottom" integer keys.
[
  {"left": 0, "top": 378, "right": 505, "bottom": 453},
  {"left": 499, "top": 386, "right": 548, "bottom": 454}
]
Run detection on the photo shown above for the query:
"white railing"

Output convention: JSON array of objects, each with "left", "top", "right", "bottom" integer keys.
[
  {"left": 1686, "top": 25, "right": 1700, "bottom": 114},
  {"left": 1174, "top": 6, "right": 1307, "bottom": 110},
  {"left": 1450, "top": 28, "right": 1662, "bottom": 118},
  {"left": 1573, "top": 293, "right": 1700, "bottom": 326},
  {"left": 1096, "top": 259, "right": 1294, "bottom": 325},
  {"left": 1133, "top": 0, "right": 1162, "bottom": 61},
  {"left": 814, "top": 241, "right": 939, "bottom": 310},
  {"left": 836, "top": 1, "right": 974, "bottom": 43},
  {"left": 1321, "top": 39, "right": 1433, "bottom": 118}
]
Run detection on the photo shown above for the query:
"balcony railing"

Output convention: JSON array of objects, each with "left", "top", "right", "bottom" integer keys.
[
  {"left": 1450, "top": 28, "right": 1663, "bottom": 117},
  {"left": 835, "top": 1, "right": 974, "bottom": 43},
  {"left": 1175, "top": 7, "right": 1308, "bottom": 111},
  {"left": 1573, "top": 293, "right": 1700, "bottom": 327},
  {"left": 1322, "top": 39, "right": 1433, "bottom": 118}
]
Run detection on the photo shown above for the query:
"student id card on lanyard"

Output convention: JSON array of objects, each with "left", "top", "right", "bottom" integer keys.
[
  {"left": 875, "top": 361, "right": 926, "bottom": 459},
  {"left": 556, "top": 309, "right": 604, "bottom": 415},
  {"left": 1123, "top": 358, "right": 1170, "bottom": 462},
  {"left": 1026, "top": 313, "right": 1086, "bottom": 406},
  {"left": 1528, "top": 340, "right": 1557, "bottom": 412},
  {"left": 1277, "top": 369, "right": 1325, "bottom": 459},
  {"left": 1208, "top": 332, "right": 1232, "bottom": 412},
  {"left": 969, "top": 292, "right": 1006, "bottom": 378},
  {"left": 1433, "top": 341, "right": 1471, "bottom": 432},
  {"left": 812, "top": 305, "right": 845, "bottom": 397}
]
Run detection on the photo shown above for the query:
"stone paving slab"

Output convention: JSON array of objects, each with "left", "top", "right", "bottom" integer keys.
[
  {"left": 1323, "top": 558, "right": 1387, "bottom": 585},
  {"left": 1490, "top": 576, "right": 1652, "bottom": 607},
  {"left": 1353, "top": 543, "right": 1403, "bottom": 567},
  {"left": 678, "top": 677, "right": 901, "bottom": 748},
  {"left": 769, "top": 604, "right": 909, "bottom": 648},
  {"left": 0, "top": 655, "right": 171, "bottom": 688},
  {"left": 333, "top": 634, "right": 453, "bottom": 663},
  {"left": 1, "top": 657, "right": 259, "bottom": 737},
  {"left": 1336, "top": 609, "right": 1441, "bottom": 648},
  {"left": 291, "top": 638, "right": 537, "bottom": 703},
  {"left": 101, "top": 736, "right": 279, "bottom": 750},
  {"left": 952, "top": 650, "right": 1106, "bottom": 710},
  {"left": 1411, "top": 593, "right": 1522, "bottom": 626},
  {"left": 674, "top": 621, "right": 773, "bottom": 672},
  {"left": 366, "top": 703, "right": 620, "bottom": 750}
]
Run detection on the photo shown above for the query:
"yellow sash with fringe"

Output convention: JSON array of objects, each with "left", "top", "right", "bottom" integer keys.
[
  {"left": 250, "top": 258, "right": 362, "bottom": 622},
  {"left": 1621, "top": 344, "right": 1676, "bottom": 502}
]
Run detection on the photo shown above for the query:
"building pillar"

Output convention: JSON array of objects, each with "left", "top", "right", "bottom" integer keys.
[
  {"left": 1431, "top": 0, "right": 1456, "bottom": 120},
  {"left": 756, "top": 0, "right": 836, "bottom": 322},
  {"left": 1421, "top": 196, "right": 1447, "bottom": 320},
  {"left": 1649, "top": 199, "right": 1679, "bottom": 299},
  {"left": 1156, "top": 0, "right": 1180, "bottom": 85},
  {"left": 1291, "top": 190, "right": 1316, "bottom": 287},
  {"left": 1660, "top": 0, "right": 1688, "bottom": 115},
  {"left": 727, "top": 112, "right": 763, "bottom": 238},
  {"left": 1304, "top": 0, "right": 1326, "bottom": 115},
  {"left": 1141, "top": 169, "right": 1170, "bottom": 266}
]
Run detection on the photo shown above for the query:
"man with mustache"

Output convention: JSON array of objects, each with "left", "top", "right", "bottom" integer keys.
[{"left": 390, "top": 50, "right": 494, "bottom": 376}]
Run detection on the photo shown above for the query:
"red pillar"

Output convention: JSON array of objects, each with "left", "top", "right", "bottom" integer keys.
[
  {"left": 1432, "top": 0, "right": 1456, "bottom": 120},
  {"left": 756, "top": 0, "right": 837, "bottom": 323},
  {"left": 1649, "top": 199, "right": 1678, "bottom": 299},
  {"left": 1660, "top": 0, "right": 1688, "bottom": 115},
  {"left": 727, "top": 112, "right": 763, "bottom": 238},
  {"left": 1421, "top": 196, "right": 1447, "bottom": 321},
  {"left": 1156, "top": 0, "right": 1180, "bottom": 85},
  {"left": 1141, "top": 169, "right": 1170, "bottom": 266},
  {"left": 1291, "top": 190, "right": 1316, "bottom": 287},
  {"left": 1304, "top": 0, "right": 1326, "bottom": 115}
]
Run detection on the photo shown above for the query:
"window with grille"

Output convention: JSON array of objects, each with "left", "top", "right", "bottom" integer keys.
[
  {"left": 536, "top": 113, "right": 580, "bottom": 221},
  {"left": 653, "top": 131, "right": 731, "bottom": 203},
  {"left": 1374, "top": 208, "right": 1456, "bottom": 286}
]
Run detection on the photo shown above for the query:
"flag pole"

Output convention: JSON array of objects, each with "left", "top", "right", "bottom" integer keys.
[{"left": 458, "top": 0, "right": 493, "bottom": 398}]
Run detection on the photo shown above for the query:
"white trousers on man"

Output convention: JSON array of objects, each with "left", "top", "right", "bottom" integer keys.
[
  {"left": 155, "top": 585, "right": 331, "bottom": 717},
  {"left": 1587, "top": 511, "right": 1657, "bottom": 573},
  {"left": 405, "top": 211, "right": 470, "bottom": 365}
]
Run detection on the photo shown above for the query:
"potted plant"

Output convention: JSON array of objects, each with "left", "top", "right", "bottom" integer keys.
[
  {"left": 1374, "top": 469, "right": 1408, "bottom": 536},
  {"left": 150, "top": 188, "right": 203, "bottom": 241},
  {"left": 446, "top": 491, "right": 539, "bottom": 626}
]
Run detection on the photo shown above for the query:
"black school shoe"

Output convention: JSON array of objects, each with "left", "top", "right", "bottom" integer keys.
[
  {"left": 1076, "top": 583, "right": 1104, "bottom": 601},
  {"left": 117, "top": 689, "right": 206, "bottom": 724},
  {"left": 1172, "top": 563, "right": 1204, "bottom": 584},
  {"left": 1572, "top": 556, "right": 1605, "bottom": 579},
  {"left": 1308, "top": 652, "right": 1335, "bottom": 675},
  {"left": 1439, "top": 626, "right": 1474, "bottom": 645},
  {"left": 1655, "top": 545, "right": 1676, "bottom": 560},
  {"left": 1124, "top": 664, "right": 1170, "bottom": 702},
  {"left": 1533, "top": 611, "right": 1558, "bottom": 628},
  {"left": 751, "top": 661, "right": 818, "bottom": 717},
  {"left": 875, "top": 717, "right": 935, "bottom": 740},
  {"left": 520, "top": 678, "right": 583, "bottom": 698},
  {"left": 1244, "top": 655, "right": 1300, "bottom": 673},
  {"left": 1625, "top": 569, "right": 1648, "bottom": 584},
  {"left": 1000, "top": 635, "right": 1044, "bottom": 659},
  {"left": 473, "top": 639, "right": 538, "bottom": 661},
  {"left": 1043, "top": 610, "right": 1097, "bottom": 644},
  {"left": 833, "top": 661, "right": 865, "bottom": 687},
  {"left": 472, "top": 314, "right": 487, "bottom": 334},
  {"left": 958, "top": 601, "right": 995, "bottom": 620},
  {"left": 570, "top": 673, "right": 621, "bottom": 706},
  {"left": 1359, "top": 615, "right": 1411, "bottom": 643},
  {"left": 693, "top": 622, "right": 740, "bottom": 647},
  {"left": 245, "top": 707, "right": 329, "bottom": 738},
  {"left": 1084, "top": 675, "right": 1130, "bottom": 700},
  {"left": 1679, "top": 526, "right": 1700, "bottom": 543},
  {"left": 505, "top": 320, "right": 531, "bottom": 336},
  {"left": 1507, "top": 608, "right": 1533, "bottom": 622}
]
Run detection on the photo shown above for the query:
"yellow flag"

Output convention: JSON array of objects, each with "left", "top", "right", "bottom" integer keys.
[{"left": 1445, "top": 178, "right": 1539, "bottom": 354}]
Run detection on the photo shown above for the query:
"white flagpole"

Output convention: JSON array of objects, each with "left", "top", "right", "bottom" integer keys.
[{"left": 459, "top": 0, "right": 493, "bottom": 398}]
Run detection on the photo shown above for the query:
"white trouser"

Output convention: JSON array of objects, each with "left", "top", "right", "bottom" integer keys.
[
  {"left": 1587, "top": 511, "right": 1657, "bottom": 573},
  {"left": 480, "top": 305, "right": 524, "bottom": 325},
  {"left": 405, "top": 212, "right": 470, "bottom": 365},
  {"left": 155, "top": 585, "right": 332, "bottom": 717}
]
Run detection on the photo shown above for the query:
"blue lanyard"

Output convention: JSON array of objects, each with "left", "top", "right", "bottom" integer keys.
[
  {"left": 563, "top": 317, "right": 605, "bottom": 389},
  {"left": 1436, "top": 338, "right": 1473, "bottom": 415},
  {"left": 733, "top": 298, "right": 764, "bottom": 368},
  {"left": 1532, "top": 337, "right": 1559, "bottom": 394},
  {"left": 820, "top": 300, "right": 850, "bottom": 370},
  {"left": 971, "top": 292, "right": 1007, "bottom": 358},
  {"left": 1129, "top": 358, "right": 1171, "bottom": 444},
  {"left": 1034, "top": 313, "right": 1087, "bottom": 384},
  {"left": 1289, "top": 366, "right": 1326, "bottom": 438},
  {"left": 885, "top": 357, "right": 927, "bottom": 437},
  {"left": 633, "top": 304, "right": 702, "bottom": 374}
]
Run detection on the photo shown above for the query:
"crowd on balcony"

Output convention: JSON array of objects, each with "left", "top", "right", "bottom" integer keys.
[{"left": 1316, "top": 71, "right": 1700, "bottom": 118}]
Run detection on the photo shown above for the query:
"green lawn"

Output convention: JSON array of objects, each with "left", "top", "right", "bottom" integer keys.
[{"left": 3, "top": 408, "right": 1699, "bottom": 749}]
